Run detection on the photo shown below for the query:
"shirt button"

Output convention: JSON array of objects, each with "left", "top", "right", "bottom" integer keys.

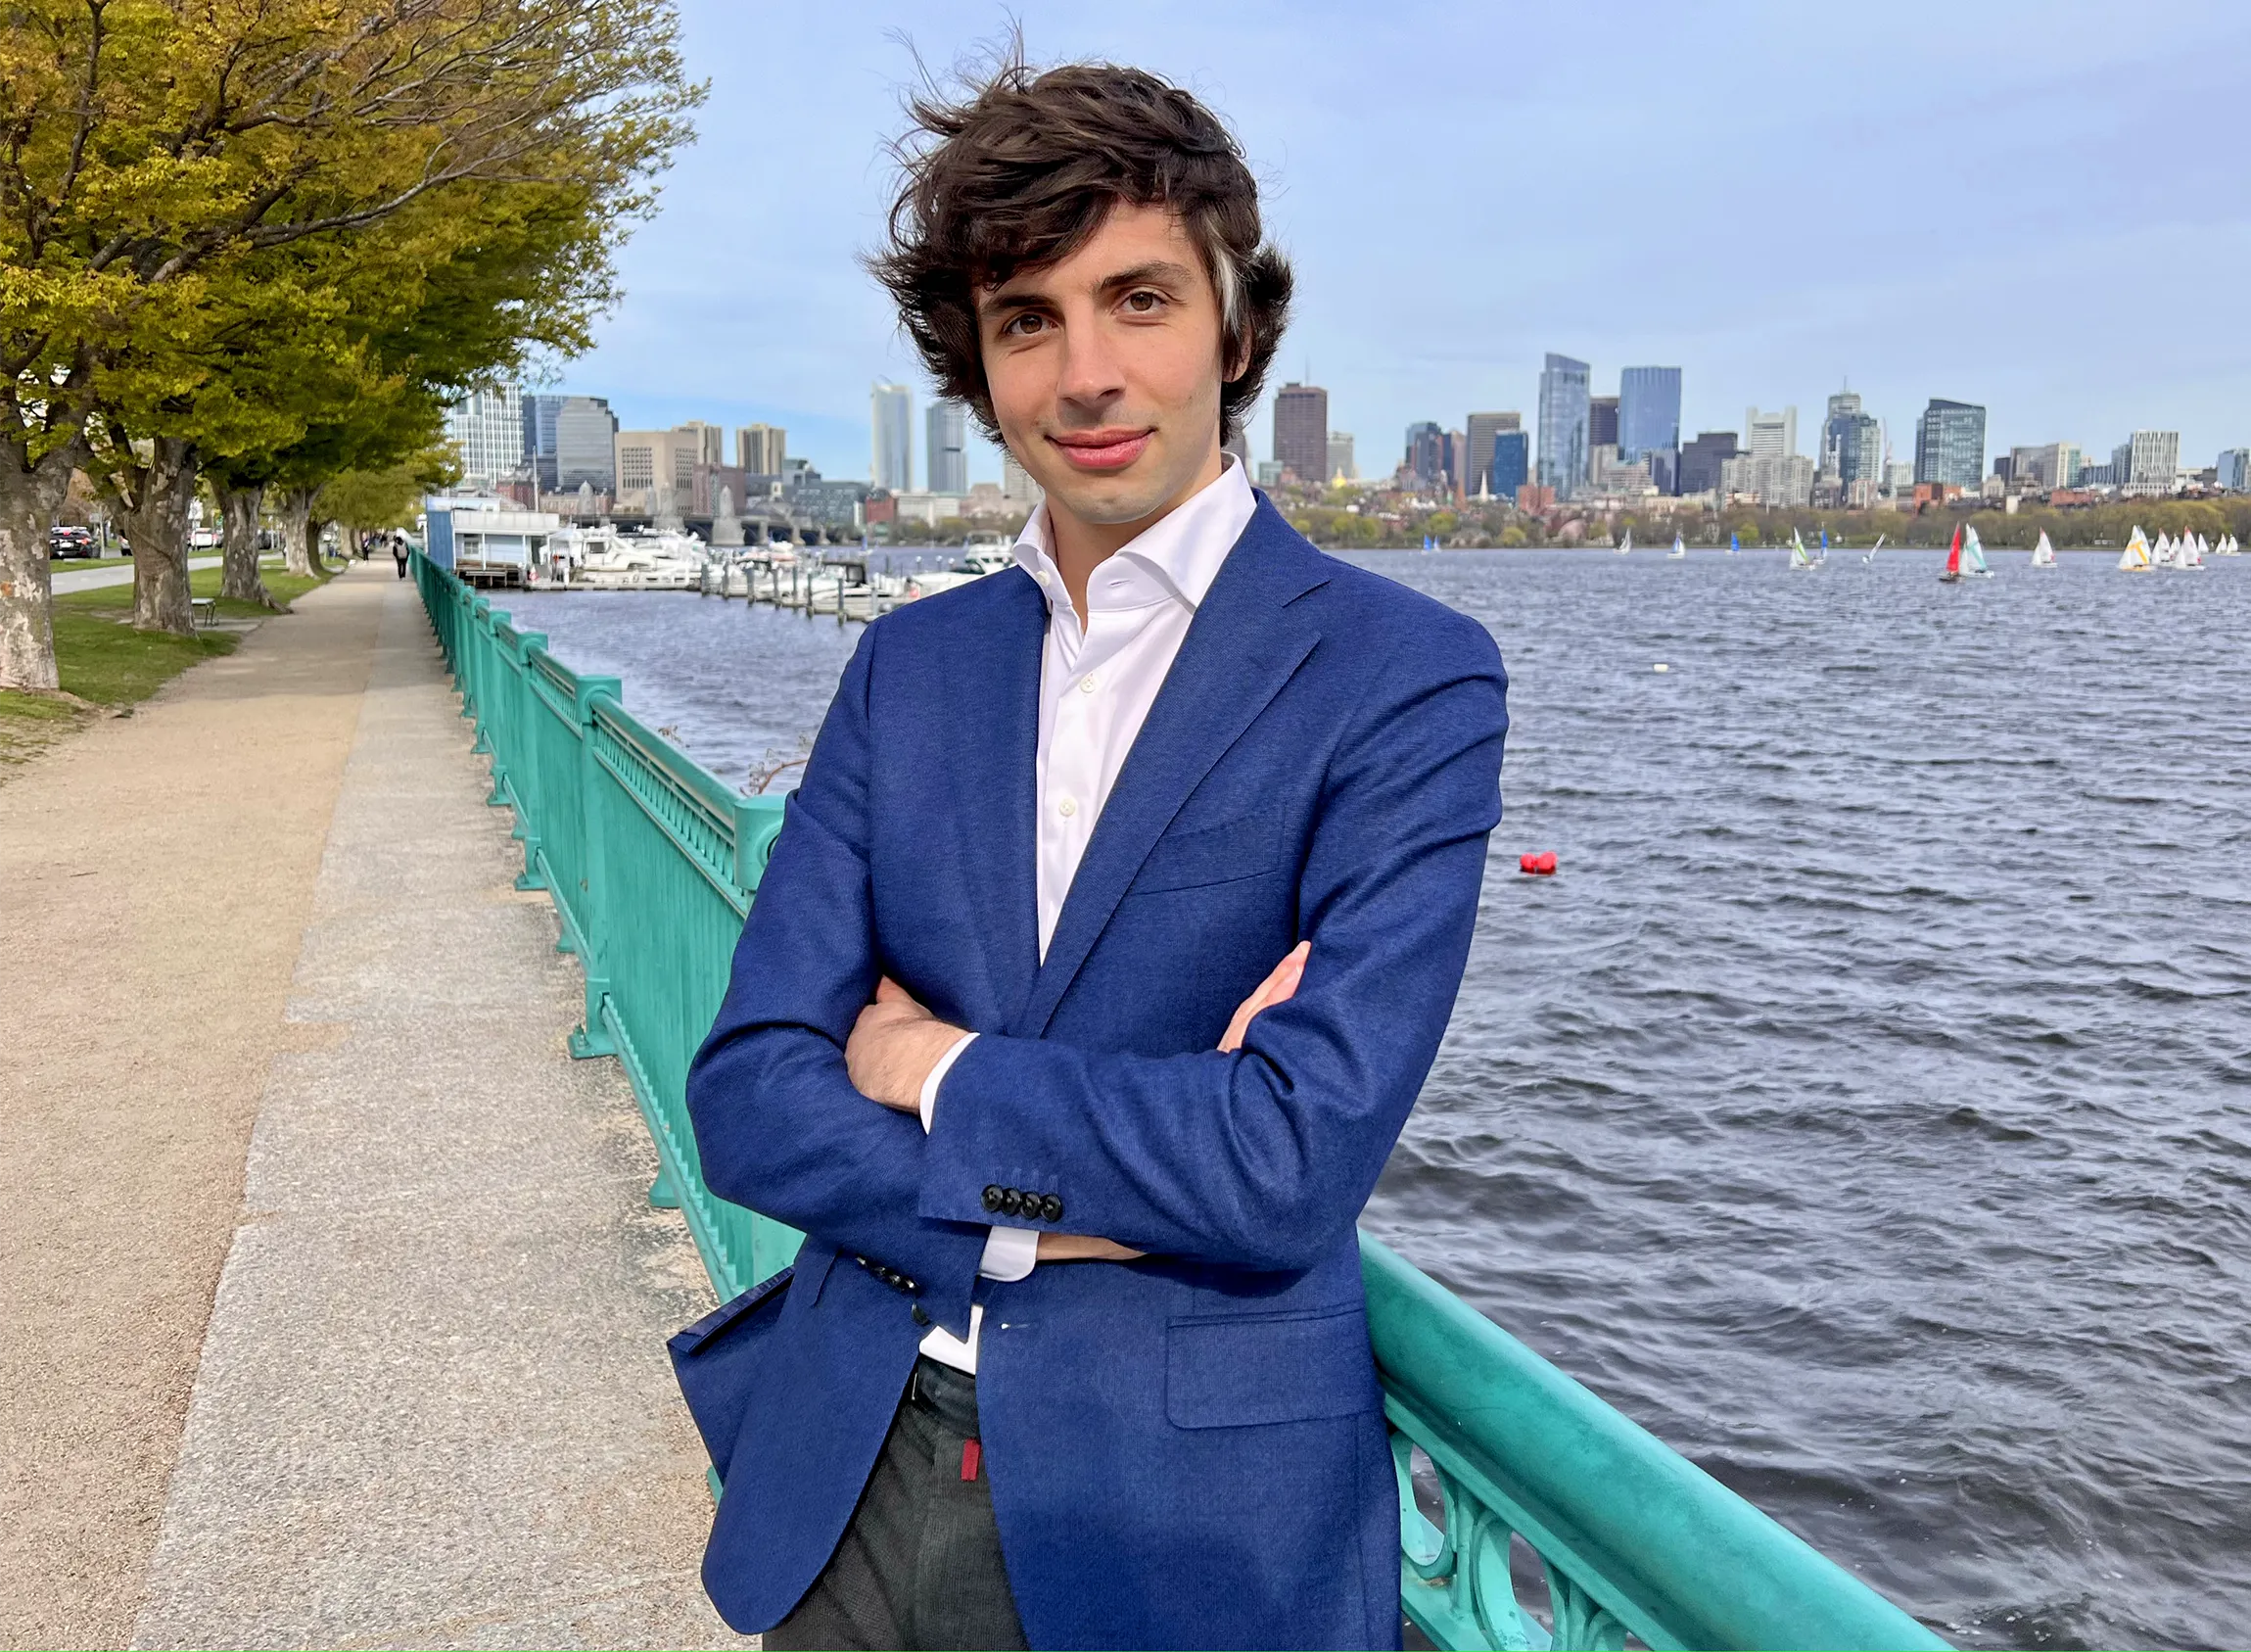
[
  {"left": 1058, "top": 796, "right": 1078, "bottom": 818},
  {"left": 1079, "top": 674, "right": 1098, "bottom": 693}
]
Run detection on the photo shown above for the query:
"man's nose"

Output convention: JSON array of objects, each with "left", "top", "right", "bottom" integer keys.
[{"left": 1054, "top": 315, "right": 1126, "bottom": 409}]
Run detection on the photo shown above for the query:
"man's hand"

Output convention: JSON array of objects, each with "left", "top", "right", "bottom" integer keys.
[
  {"left": 1035, "top": 940, "right": 1310, "bottom": 1262},
  {"left": 845, "top": 977, "right": 968, "bottom": 1112}
]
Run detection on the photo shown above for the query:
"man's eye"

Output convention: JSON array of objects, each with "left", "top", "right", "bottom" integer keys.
[
  {"left": 1123, "top": 291, "right": 1164, "bottom": 313},
  {"left": 1004, "top": 313, "right": 1047, "bottom": 337}
]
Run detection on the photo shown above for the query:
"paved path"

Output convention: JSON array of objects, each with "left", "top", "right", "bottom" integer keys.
[
  {"left": 50, "top": 555, "right": 221, "bottom": 593},
  {"left": 1, "top": 567, "right": 742, "bottom": 1648}
]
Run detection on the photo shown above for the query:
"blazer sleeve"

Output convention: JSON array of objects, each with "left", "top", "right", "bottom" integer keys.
[
  {"left": 919, "top": 615, "right": 1508, "bottom": 1273},
  {"left": 686, "top": 622, "right": 990, "bottom": 1335}
]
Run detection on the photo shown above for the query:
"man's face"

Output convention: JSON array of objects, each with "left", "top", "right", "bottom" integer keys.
[{"left": 977, "top": 203, "right": 1234, "bottom": 534}]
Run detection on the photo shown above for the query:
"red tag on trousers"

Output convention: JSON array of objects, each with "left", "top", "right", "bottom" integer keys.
[{"left": 961, "top": 1439, "right": 981, "bottom": 1482}]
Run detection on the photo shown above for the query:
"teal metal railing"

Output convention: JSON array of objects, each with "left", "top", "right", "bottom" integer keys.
[{"left": 411, "top": 553, "right": 1946, "bottom": 1652}]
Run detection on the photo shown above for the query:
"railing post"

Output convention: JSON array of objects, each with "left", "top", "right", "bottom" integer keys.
[
  {"left": 468, "top": 596, "right": 493, "bottom": 751},
  {"left": 566, "top": 676, "right": 624, "bottom": 1061},
  {"left": 730, "top": 793, "right": 788, "bottom": 895},
  {"left": 510, "top": 634, "right": 549, "bottom": 890}
]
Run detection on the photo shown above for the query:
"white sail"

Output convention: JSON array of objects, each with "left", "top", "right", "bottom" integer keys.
[
  {"left": 2118, "top": 527, "right": 2151, "bottom": 572},
  {"left": 2031, "top": 530, "right": 2056, "bottom": 567},
  {"left": 2181, "top": 532, "right": 2205, "bottom": 569},
  {"left": 1617, "top": 530, "right": 1632, "bottom": 554},
  {"left": 1789, "top": 529, "right": 1817, "bottom": 570},
  {"left": 1668, "top": 533, "right": 1685, "bottom": 558}
]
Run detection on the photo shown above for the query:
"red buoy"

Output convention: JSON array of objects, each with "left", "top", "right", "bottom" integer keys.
[{"left": 1519, "top": 851, "right": 1558, "bottom": 876}]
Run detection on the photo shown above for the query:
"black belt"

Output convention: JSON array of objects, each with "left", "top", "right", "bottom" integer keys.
[{"left": 909, "top": 1354, "right": 982, "bottom": 1438}]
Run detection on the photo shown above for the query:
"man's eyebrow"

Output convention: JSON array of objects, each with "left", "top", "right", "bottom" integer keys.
[{"left": 978, "top": 260, "right": 1199, "bottom": 316}]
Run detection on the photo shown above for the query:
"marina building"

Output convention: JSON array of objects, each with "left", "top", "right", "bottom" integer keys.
[
  {"left": 1536, "top": 354, "right": 1591, "bottom": 501},
  {"left": 444, "top": 386, "right": 527, "bottom": 489},
  {"left": 1271, "top": 383, "right": 1330, "bottom": 484},
  {"left": 926, "top": 401, "right": 968, "bottom": 496},
  {"left": 871, "top": 382, "right": 914, "bottom": 493},
  {"left": 1914, "top": 400, "right": 1986, "bottom": 489}
]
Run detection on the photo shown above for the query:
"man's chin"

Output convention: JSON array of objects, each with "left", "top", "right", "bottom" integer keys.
[{"left": 1043, "top": 474, "right": 1177, "bottom": 529}]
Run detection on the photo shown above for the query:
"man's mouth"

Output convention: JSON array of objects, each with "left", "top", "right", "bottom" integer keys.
[{"left": 1047, "top": 428, "right": 1153, "bottom": 472}]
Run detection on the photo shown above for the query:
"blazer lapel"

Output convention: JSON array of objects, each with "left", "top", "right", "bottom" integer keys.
[
  {"left": 941, "top": 567, "right": 1045, "bottom": 1029},
  {"left": 1013, "top": 501, "right": 1331, "bottom": 1038}
]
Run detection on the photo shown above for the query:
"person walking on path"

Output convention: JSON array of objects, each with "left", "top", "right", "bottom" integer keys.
[
  {"left": 393, "top": 535, "right": 409, "bottom": 580},
  {"left": 679, "top": 54, "right": 1509, "bottom": 1652}
]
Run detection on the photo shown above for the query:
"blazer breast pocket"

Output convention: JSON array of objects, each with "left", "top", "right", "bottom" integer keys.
[
  {"left": 1165, "top": 1304, "right": 1383, "bottom": 1429},
  {"left": 1131, "top": 811, "right": 1281, "bottom": 895}
]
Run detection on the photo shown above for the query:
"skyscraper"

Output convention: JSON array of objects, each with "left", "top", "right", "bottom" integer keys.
[
  {"left": 1745, "top": 406, "right": 1798, "bottom": 459},
  {"left": 1272, "top": 383, "right": 1329, "bottom": 483},
  {"left": 1678, "top": 431, "right": 1740, "bottom": 496},
  {"left": 1536, "top": 354, "right": 1591, "bottom": 501},
  {"left": 737, "top": 424, "right": 787, "bottom": 476},
  {"left": 553, "top": 396, "right": 617, "bottom": 493},
  {"left": 2219, "top": 448, "right": 2249, "bottom": 493},
  {"left": 1404, "top": 421, "right": 1445, "bottom": 488},
  {"left": 1326, "top": 432, "right": 1356, "bottom": 481},
  {"left": 444, "top": 385, "right": 526, "bottom": 489},
  {"left": 1618, "top": 368, "right": 1681, "bottom": 494},
  {"left": 1487, "top": 431, "right": 1528, "bottom": 501},
  {"left": 1914, "top": 400, "right": 1987, "bottom": 488},
  {"left": 1587, "top": 396, "right": 1619, "bottom": 455},
  {"left": 1465, "top": 412, "right": 1522, "bottom": 498},
  {"left": 522, "top": 394, "right": 566, "bottom": 492},
  {"left": 1820, "top": 392, "right": 1883, "bottom": 490},
  {"left": 871, "top": 382, "right": 913, "bottom": 492},
  {"left": 926, "top": 400, "right": 968, "bottom": 495},
  {"left": 2123, "top": 430, "right": 2180, "bottom": 490}
]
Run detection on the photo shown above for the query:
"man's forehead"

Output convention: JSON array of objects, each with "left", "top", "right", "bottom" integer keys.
[{"left": 978, "top": 209, "right": 1200, "bottom": 303}]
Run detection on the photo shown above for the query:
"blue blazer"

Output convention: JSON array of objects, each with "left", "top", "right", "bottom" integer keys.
[{"left": 685, "top": 498, "right": 1508, "bottom": 1649}]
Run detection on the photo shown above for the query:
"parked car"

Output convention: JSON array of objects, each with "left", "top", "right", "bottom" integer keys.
[{"left": 47, "top": 525, "right": 94, "bottom": 556}]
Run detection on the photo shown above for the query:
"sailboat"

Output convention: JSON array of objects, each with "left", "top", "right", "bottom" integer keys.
[
  {"left": 2150, "top": 532, "right": 2177, "bottom": 570},
  {"left": 2029, "top": 530, "right": 2057, "bottom": 568},
  {"left": 1940, "top": 524, "right": 1964, "bottom": 582},
  {"left": 1789, "top": 528, "right": 1819, "bottom": 571},
  {"left": 2116, "top": 527, "right": 2152, "bottom": 573},
  {"left": 2217, "top": 534, "right": 2241, "bottom": 556},
  {"left": 1861, "top": 534, "right": 1887, "bottom": 563},
  {"left": 1963, "top": 526, "right": 1993, "bottom": 578},
  {"left": 1667, "top": 533, "right": 1686, "bottom": 559},
  {"left": 1616, "top": 530, "right": 1633, "bottom": 554},
  {"left": 2181, "top": 532, "right": 2206, "bottom": 570},
  {"left": 1727, "top": 532, "right": 1740, "bottom": 555}
]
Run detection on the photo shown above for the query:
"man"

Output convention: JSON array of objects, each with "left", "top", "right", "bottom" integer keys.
[{"left": 683, "top": 58, "right": 1507, "bottom": 1651}]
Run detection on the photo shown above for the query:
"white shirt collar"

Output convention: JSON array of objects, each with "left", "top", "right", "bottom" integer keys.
[{"left": 1012, "top": 453, "right": 1255, "bottom": 617}]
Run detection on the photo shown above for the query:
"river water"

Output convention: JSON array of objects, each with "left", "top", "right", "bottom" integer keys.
[{"left": 497, "top": 548, "right": 2251, "bottom": 1651}]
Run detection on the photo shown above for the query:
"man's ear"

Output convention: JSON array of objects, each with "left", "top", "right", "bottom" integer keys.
[{"left": 1221, "top": 326, "right": 1249, "bottom": 385}]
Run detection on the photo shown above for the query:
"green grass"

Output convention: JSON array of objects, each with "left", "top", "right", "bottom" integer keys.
[{"left": 2, "top": 559, "right": 336, "bottom": 772}]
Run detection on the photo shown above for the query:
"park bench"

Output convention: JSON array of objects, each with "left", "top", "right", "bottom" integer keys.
[{"left": 191, "top": 597, "right": 217, "bottom": 628}]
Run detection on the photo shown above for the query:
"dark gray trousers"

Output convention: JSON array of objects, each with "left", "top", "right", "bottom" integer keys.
[{"left": 766, "top": 1357, "right": 1028, "bottom": 1651}]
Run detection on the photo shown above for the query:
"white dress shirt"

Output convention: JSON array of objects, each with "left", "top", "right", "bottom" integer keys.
[{"left": 914, "top": 453, "right": 1258, "bottom": 1373}]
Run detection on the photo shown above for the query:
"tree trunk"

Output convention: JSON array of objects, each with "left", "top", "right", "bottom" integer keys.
[
  {"left": 277, "top": 486, "right": 317, "bottom": 578},
  {"left": 217, "top": 484, "right": 277, "bottom": 608},
  {"left": 306, "top": 512, "right": 332, "bottom": 574},
  {"left": 0, "top": 442, "right": 82, "bottom": 689},
  {"left": 123, "top": 437, "right": 200, "bottom": 635}
]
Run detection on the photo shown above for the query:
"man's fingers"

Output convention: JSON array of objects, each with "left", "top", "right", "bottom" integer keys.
[
  {"left": 1218, "top": 941, "right": 1311, "bottom": 1053},
  {"left": 874, "top": 975, "right": 914, "bottom": 1005}
]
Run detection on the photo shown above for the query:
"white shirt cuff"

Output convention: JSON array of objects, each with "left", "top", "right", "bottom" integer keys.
[
  {"left": 977, "top": 1223, "right": 1040, "bottom": 1282},
  {"left": 917, "top": 1030, "right": 977, "bottom": 1132}
]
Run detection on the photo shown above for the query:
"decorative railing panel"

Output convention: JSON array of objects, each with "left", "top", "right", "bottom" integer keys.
[{"left": 407, "top": 552, "right": 1945, "bottom": 1652}]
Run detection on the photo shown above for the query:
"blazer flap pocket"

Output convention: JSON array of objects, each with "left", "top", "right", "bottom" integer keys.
[
  {"left": 1134, "top": 812, "right": 1280, "bottom": 894},
  {"left": 668, "top": 1260, "right": 801, "bottom": 1481},
  {"left": 1166, "top": 1305, "right": 1382, "bottom": 1429}
]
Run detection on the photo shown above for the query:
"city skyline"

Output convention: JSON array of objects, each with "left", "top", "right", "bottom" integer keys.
[{"left": 546, "top": 1, "right": 2251, "bottom": 488}]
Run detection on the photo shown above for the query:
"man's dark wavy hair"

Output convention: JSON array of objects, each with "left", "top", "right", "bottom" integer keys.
[{"left": 868, "top": 52, "right": 1292, "bottom": 447}]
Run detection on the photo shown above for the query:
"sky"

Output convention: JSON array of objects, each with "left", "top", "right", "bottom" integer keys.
[{"left": 555, "top": 0, "right": 2251, "bottom": 488}]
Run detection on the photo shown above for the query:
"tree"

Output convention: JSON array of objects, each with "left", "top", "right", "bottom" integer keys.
[{"left": 0, "top": 0, "right": 700, "bottom": 684}]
